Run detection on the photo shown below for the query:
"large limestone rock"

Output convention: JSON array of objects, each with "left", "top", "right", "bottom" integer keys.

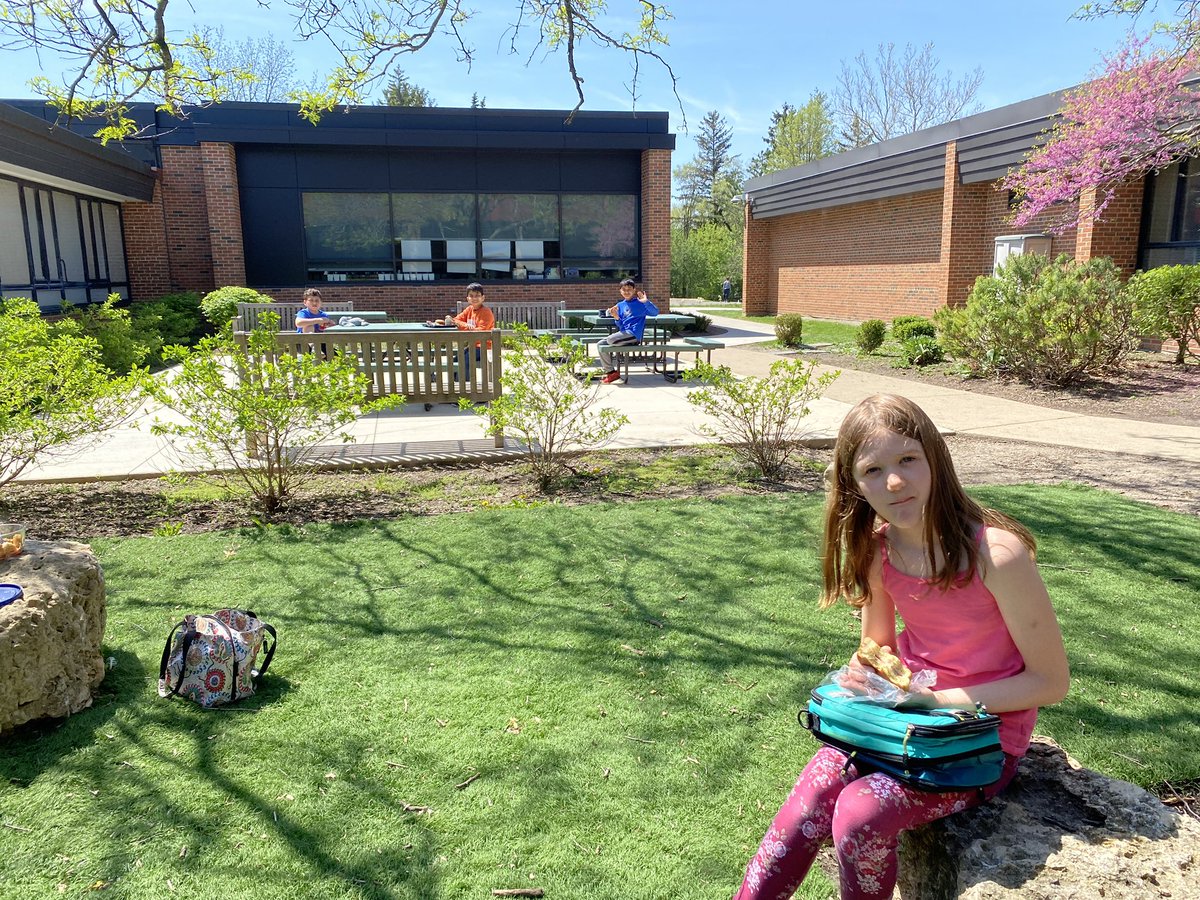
[
  {"left": 896, "top": 737, "right": 1200, "bottom": 899},
  {"left": 0, "top": 540, "right": 107, "bottom": 733}
]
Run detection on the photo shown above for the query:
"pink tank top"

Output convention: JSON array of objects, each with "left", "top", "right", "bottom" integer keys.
[{"left": 880, "top": 526, "right": 1038, "bottom": 757}]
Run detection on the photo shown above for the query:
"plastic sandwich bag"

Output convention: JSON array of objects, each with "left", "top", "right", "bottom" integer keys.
[{"left": 819, "top": 664, "right": 938, "bottom": 707}]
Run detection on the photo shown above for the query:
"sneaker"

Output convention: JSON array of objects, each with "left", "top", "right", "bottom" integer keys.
[{"left": 600, "top": 370, "right": 622, "bottom": 384}]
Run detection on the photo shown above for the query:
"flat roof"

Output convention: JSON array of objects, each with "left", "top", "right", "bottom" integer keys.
[
  {"left": 3, "top": 100, "right": 676, "bottom": 169},
  {"left": 0, "top": 102, "right": 156, "bottom": 201},
  {"left": 743, "top": 88, "right": 1069, "bottom": 218}
]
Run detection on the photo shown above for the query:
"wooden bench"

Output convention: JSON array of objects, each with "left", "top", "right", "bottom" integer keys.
[
  {"left": 236, "top": 329, "right": 505, "bottom": 452},
  {"left": 605, "top": 337, "right": 726, "bottom": 382},
  {"left": 235, "top": 301, "right": 356, "bottom": 332},
  {"left": 457, "top": 300, "right": 566, "bottom": 330}
]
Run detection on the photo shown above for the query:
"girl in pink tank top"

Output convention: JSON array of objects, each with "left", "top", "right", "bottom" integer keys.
[{"left": 732, "top": 394, "right": 1069, "bottom": 900}]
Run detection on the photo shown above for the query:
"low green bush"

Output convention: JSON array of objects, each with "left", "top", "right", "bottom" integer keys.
[
  {"left": 898, "top": 335, "right": 945, "bottom": 367},
  {"left": 1127, "top": 264, "right": 1200, "bottom": 363},
  {"left": 62, "top": 295, "right": 149, "bottom": 375},
  {"left": 135, "top": 292, "right": 208, "bottom": 345},
  {"left": 686, "top": 313, "right": 713, "bottom": 333},
  {"left": 200, "top": 286, "right": 274, "bottom": 331},
  {"left": 936, "top": 253, "right": 1135, "bottom": 386},
  {"left": 856, "top": 319, "right": 886, "bottom": 353},
  {"left": 891, "top": 315, "right": 937, "bottom": 342},
  {"left": 774, "top": 313, "right": 805, "bottom": 348},
  {"left": 685, "top": 358, "right": 839, "bottom": 480}
]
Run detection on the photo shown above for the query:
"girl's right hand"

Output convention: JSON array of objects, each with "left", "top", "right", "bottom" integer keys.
[{"left": 836, "top": 653, "right": 877, "bottom": 694}]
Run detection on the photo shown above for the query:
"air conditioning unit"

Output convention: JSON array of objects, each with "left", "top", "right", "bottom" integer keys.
[{"left": 993, "top": 234, "right": 1052, "bottom": 273}]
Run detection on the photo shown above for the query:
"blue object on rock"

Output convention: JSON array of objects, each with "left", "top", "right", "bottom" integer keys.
[{"left": 0, "top": 583, "right": 23, "bottom": 608}]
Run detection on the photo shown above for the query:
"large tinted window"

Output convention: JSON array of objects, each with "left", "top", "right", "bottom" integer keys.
[
  {"left": 301, "top": 191, "right": 639, "bottom": 283},
  {"left": 1141, "top": 160, "right": 1200, "bottom": 266},
  {"left": 303, "top": 193, "right": 391, "bottom": 270}
]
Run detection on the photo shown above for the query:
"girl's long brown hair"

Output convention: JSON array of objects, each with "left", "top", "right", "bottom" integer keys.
[{"left": 820, "top": 395, "right": 1035, "bottom": 609}]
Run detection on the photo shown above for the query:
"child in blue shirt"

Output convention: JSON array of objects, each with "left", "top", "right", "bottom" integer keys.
[
  {"left": 598, "top": 278, "right": 659, "bottom": 383},
  {"left": 296, "top": 288, "right": 332, "bottom": 333}
]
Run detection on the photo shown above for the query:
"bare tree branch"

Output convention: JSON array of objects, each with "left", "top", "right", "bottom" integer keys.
[
  {"left": 0, "top": 0, "right": 681, "bottom": 137},
  {"left": 832, "top": 42, "right": 983, "bottom": 149}
]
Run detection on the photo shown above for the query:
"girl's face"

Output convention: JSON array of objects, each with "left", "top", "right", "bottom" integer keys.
[{"left": 851, "top": 428, "right": 932, "bottom": 530}]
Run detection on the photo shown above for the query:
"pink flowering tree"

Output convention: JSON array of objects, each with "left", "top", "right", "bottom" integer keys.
[{"left": 1004, "top": 37, "right": 1200, "bottom": 232}]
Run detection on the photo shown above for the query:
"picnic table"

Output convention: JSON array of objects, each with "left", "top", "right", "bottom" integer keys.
[
  {"left": 324, "top": 321, "right": 445, "bottom": 333},
  {"left": 554, "top": 310, "right": 697, "bottom": 333},
  {"left": 327, "top": 310, "right": 391, "bottom": 323}
]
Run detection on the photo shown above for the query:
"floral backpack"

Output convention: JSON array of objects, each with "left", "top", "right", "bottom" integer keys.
[{"left": 158, "top": 609, "right": 277, "bottom": 708}]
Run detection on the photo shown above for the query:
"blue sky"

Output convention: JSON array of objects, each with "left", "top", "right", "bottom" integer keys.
[{"left": 0, "top": 0, "right": 1141, "bottom": 165}]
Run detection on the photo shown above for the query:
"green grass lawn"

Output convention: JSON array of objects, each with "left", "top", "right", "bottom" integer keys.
[
  {"left": 2, "top": 487, "right": 1197, "bottom": 899},
  {"left": 688, "top": 308, "right": 859, "bottom": 349}
]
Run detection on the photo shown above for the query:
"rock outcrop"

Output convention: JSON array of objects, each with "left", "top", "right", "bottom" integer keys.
[
  {"left": 0, "top": 540, "right": 106, "bottom": 733},
  {"left": 896, "top": 737, "right": 1199, "bottom": 899}
]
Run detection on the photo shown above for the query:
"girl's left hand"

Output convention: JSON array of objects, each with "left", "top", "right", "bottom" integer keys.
[{"left": 896, "top": 685, "right": 939, "bottom": 709}]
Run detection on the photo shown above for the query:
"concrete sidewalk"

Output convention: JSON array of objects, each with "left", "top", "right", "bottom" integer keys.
[{"left": 13, "top": 310, "right": 1199, "bottom": 483}]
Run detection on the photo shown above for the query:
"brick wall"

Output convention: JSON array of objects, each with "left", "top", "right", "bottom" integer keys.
[
  {"left": 1075, "top": 179, "right": 1144, "bottom": 275},
  {"left": 641, "top": 148, "right": 673, "bottom": 308},
  {"left": 741, "top": 141, "right": 1106, "bottom": 322},
  {"left": 121, "top": 173, "right": 172, "bottom": 299},
  {"left": 743, "top": 200, "right": 771, "bottom": 315},
  {"left": 756, "top": 189, "right": 945, "bottom": 320},
  {"left": 201, "top": 142, "right": 247, "bottom": 287},
  {"left": 156, "top": 145, "right": 214, "bottom": 292}
]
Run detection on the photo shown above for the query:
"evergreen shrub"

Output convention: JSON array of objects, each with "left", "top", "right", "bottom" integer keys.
[
  {"left": 935, "top": 253, "right": 1135, "bottom": 385},
  {"left": 891, "top": 315, "right": 937, "bottom": 342},
  {"left": 774, "top": 314, "right": 804, "bottom": 348},
  {"left": 856, "top": 319, "right": 886, "bottom": 353}
]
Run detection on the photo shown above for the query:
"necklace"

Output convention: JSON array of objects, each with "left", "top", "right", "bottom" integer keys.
[{"left": 888, "top": 538, "right": 932, "bottom": 579}]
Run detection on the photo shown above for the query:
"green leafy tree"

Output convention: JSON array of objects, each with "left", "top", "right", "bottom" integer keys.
[
  {"left": 1127, "top": 264, "right": 1200, "bottom": 362},
  {"left": 671, "top": 160, "right": 706, "bottom": 234},
  {"left": 748, "top": 92, "right": 836, "bottom": 177},
  {"left": 685, "top": 110, "right": 742, "bottom": 230},
  {"left": 460, "top": 330, "right": 627, "bottom": 491},
  {"left": 833, "top": 42, "right": 983, "bottom": 148},
  {"left": 0, "top": 297, "right": 141, "bottom": 486},
  {"left": 0, "top": 1, "right": 679, "bottom": 140},
  {"left": 670, "top": 223, "right": 741, "bottom": 300},
  {"left": 685, "top": 358, "right": 839, "bottom": 480},
  {"left": 144, "top": 317, "right": 401, "bottom": 516},
  {"left": 380, "top": 69, "right": 436, "bottom": 106}
]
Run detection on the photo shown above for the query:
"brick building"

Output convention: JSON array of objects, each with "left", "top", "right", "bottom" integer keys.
[
  {"left": 741, "top": 88, "right": 1188, "bottom": 322},
  {"left": 0, "top": 101, "right": 675, "bottom": 318}
]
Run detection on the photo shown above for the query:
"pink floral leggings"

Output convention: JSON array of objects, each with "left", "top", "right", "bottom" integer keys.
[{"left": 732, "top": 746, "right": 1019, "bottom": 900}]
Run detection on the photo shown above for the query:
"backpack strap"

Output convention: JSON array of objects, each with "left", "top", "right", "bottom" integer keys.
[
  {"left": 159, "top": 620, "right": 196, "bottom": 699},
  {"left": 254, "top": 623, "right": 277, "bottom": 679}
]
